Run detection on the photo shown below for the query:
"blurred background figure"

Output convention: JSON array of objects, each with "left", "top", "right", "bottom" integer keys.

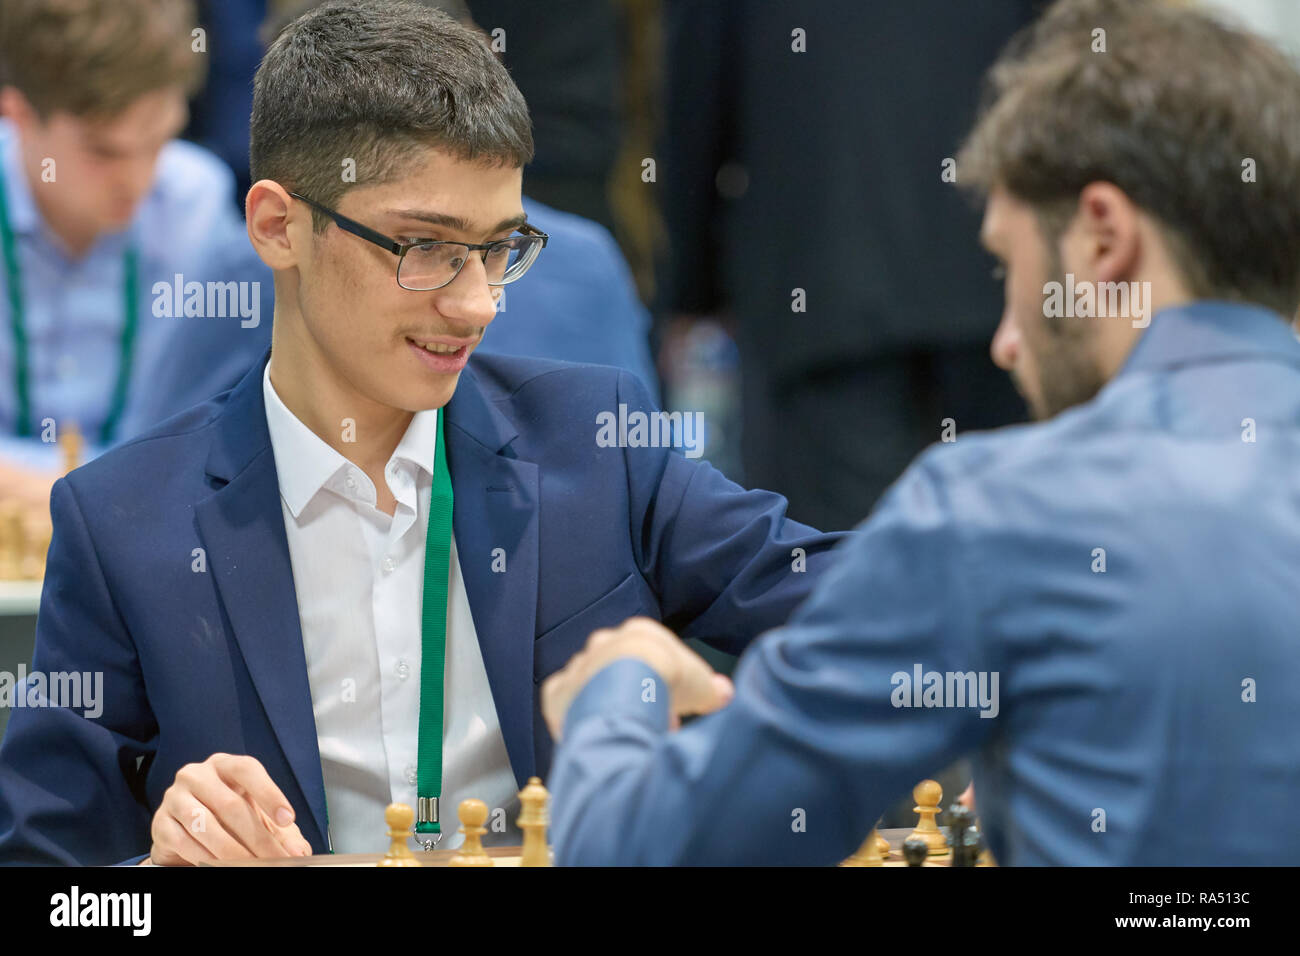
[
  {"left": 656, "top": 0, "right": 1039, "bottom": 529},
  {"left": 184, "top": 0, "right": 269, "bottom": 208},
  {"left": 0, "top": 0, "right": 272, "bottom": 508}
]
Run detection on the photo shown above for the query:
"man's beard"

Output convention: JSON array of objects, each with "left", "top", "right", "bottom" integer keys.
[{"left": 1022, "top": 270, "right": 1107, "bottom": 420}]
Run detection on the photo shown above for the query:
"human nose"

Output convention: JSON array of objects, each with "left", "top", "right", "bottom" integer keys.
[
  {"left": 990, "top": 310, "right": 1021, "bottom": 371},
  {"left": 435, "top": 252, "right": 499, "bottom": 330}
]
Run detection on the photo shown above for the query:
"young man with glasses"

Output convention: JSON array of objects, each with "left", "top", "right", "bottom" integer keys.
[{"left": 0, "top": 0, "right": 847, "bottom": 865}]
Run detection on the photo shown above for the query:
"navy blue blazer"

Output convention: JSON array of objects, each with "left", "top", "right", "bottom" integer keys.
[{"left": 0, "top": 352, "right": 846, "bottom": 865}]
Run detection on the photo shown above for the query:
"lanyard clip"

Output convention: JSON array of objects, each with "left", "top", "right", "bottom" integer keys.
[{"left": 416, "top": 797, "right": 441, "bottom": 850}]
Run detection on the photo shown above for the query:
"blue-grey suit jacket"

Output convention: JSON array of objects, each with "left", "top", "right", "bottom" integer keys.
[
  {"left": 0, "top": 352, "right": 845, "bottom": 865},
  {"left": 550, "top": 302, "right": 1300, "bottom": 866}
]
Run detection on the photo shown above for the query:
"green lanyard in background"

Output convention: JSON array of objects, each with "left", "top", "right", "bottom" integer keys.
[{"left": 0, "top": 164, "right": 139, "bottom": 445}]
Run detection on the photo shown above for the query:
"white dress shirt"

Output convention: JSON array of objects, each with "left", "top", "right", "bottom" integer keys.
[{"left": 263, "top": 364, "right": 519, "bottom": 853}]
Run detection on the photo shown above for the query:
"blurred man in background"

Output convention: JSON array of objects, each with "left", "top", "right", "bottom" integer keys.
[{"left": 0, "top": 0, "right": 273, "bottom": 506}]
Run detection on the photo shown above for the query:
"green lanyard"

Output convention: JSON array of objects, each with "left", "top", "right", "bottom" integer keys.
[
  {"left": 416, "top": 404, "right": 454, "bottom": 841},
  {"left": 321, "top": 406, "right": 454, "bottom": 853},
  {"left": 0, "top": 164, "right": 139, "bottom": 444}
]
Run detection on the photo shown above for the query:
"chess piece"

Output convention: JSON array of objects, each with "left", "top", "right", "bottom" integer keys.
[
  {"left": 517, "top": 776, "right": 551, "bottom": 867},
  {"left": 907, "top": 780, "right": 949, "bottom": 857},
  {"left": 19, "top": 513, "right": 50, "bottom": 580},
  {"left": 28, "top": 520, "right": 51, "bottom": 580},
  {"left": 947, "top": 804, "right": 976, "bottom": 867},
  {"left": 902, "top": 837, "right": 929, "bottom": 867},
  {"left": 0, "top": 503, "right": 25, "bottom": 580},
  {"left": 841, "top": 828, "right": 884, "bottom": 866},
  {"left": 875, "top": 824, "right": 891, "bottom": 859},
  {"left": 377, "top": 803, "right": 422, "bottom": 867},
  {"left": 60, "top": 422, "right": 82, "bottom": 475},
  {"left": 447, "top": 798, "right": 493, "bottom": 867}
]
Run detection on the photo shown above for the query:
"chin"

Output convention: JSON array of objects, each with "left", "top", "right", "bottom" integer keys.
[{"left": 401, "top": 374, "right": 460, "bottom": 412}]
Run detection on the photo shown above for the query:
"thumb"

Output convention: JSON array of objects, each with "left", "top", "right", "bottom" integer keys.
[{"left": 671, "top": 664, "right": 734, "bottom": 717}]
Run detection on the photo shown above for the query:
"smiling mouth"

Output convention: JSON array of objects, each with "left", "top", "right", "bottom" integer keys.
[{"left": 405, "top": 335, "right": 475, "bottom": 374}]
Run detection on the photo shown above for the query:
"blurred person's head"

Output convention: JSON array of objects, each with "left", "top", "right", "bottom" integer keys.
[
  {"left": 246, "top": 0, "right": 534, "bottom": 431},
  {"left": 958, "top": 0, "right": 1300, "bottom": 420},
  {"left": 0, "top": 0, "right": 204, "bottom": 255}
]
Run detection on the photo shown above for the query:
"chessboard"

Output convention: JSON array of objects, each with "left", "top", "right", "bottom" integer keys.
[
  {"left": 201, "top": 777, "right": 995, "bottom": 867},
  {"left": 0, "top": 423, "right": 82, "bottom": 585}
]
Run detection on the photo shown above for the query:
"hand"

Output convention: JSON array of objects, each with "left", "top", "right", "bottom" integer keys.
[
  {"left": 541, "top": 616, "right": 734, "bottom": 741},
  {"left": 147, "top": 753, "right": 313, "bottom": 865}
]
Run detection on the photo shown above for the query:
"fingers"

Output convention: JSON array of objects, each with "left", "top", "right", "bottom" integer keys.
[
  {"left": 149, "top": 754, "right": 312, "bottom": 865},
  {"left": 150, "top": 811, "right": 218, "bottom": 866},
  {"left": 541, "top": 617, "right": 736, "bottom": 741},
  {"left": 212, "top": 753, "right": 297, "bottom": 831}
]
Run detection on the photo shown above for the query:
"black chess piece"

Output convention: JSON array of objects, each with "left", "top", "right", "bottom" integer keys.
[
  {"left": 902, "top": 837, "right": 929, "bottom": 867},
  {"left": 947, "top": 804, "right": 976, "bottom": 867}
]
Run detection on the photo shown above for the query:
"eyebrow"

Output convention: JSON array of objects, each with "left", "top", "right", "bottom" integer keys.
[{"left": 386, "top": 208, "right": 529, "bottom": 237}]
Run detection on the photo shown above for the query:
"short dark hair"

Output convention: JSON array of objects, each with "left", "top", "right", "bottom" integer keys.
[
  {"left": 250, "top": 0, "right": 533, "bottom": 231},
  {"left": 958, "top": 0, "right": 1300, "bottom": 319}
]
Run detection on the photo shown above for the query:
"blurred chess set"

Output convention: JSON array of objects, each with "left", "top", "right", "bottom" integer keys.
[
  {"left": 0, "top": 424, "right": 81, "bottom": 586},
  {"left": 841, "top": 779, "right": 997, "bottom": 867}
]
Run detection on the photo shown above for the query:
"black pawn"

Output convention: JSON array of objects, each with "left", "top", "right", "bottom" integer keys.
[
  {"left": 947, "top": 804, "right": 976, "bottom": 867},
  {"left": 902, "top": 837, "right": 929, "bottom": 867}
]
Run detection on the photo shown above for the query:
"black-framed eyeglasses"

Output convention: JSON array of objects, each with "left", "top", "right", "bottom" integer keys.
[{"left": 289, "top": 192, "right": 548, "bottom": 291}]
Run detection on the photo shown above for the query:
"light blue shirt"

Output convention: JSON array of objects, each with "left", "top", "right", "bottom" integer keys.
[
  {"left": 0, "top": 118, "right": 272, "bottom": 469},
  {"left": 549, "top": 301, "right": 1300, "bottom": 865}
]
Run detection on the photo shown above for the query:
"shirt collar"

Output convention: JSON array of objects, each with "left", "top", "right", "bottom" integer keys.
[
  {"left": 1116, "top": 300, "right": 1300, "bottom": 380},
  {"left": 263, "top": 362, "right": 440, "bottom": 519}
]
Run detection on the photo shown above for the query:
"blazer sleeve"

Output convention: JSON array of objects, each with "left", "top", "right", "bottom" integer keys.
[
  {"left": 617, "top": 369, "right": 854, "bottom": 656},
  {"left": 550, "top": 455, "right": 998, "bottom": 864},
  {"left": 0, "top": 477, "right": 158, "bottom": 865}
]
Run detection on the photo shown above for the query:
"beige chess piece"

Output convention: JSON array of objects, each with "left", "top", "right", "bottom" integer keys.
[
  {"left": 0, "top": 503, "right": 24, "bottom": 580},
  {"left": 875, "top": 829, "right": 891, "bottom": 858},
  {"left": 377, "top": 803, "right": 422, "bottom": 867},
  {"left": 840, "top": 828, "right": 885, "bottom": 866},
  {"left": 447, "top": 799, "right": 493, "bottom": 867},
  {"left": 908, "top": 779, "right": 950, "bottom": 858},
  {"left": 30, "top": 519, "right": 51, "bottom": 580},
  {"left": 517, "top": 776, "right": 551, "bottom": 867},
  {"left": 20, "top": 513, "right": 51, "bottom": 580},
  {"left": 60, "top": 422, "right": 82, "bottom": 475}
]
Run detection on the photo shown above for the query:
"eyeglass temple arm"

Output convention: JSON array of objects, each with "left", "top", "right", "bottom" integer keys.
[{"left": 288, "top": 192, "right": 403, "bottom": 255}]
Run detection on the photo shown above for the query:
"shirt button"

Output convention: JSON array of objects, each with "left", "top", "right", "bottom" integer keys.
[
  {"left": 405, "top": 766, "right": 418, "bottom": 786},
  {"left": 344, "top": 473, "right": 357, "bottom": 490},
  {"left": 395, "top": 659, "right": 410, "bottom": 680},
  {"left": 382, "top": 556, "right": 396, "bottom": 573}
]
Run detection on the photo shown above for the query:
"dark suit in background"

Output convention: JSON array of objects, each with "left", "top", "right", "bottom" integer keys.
[{"left": 658, "top": 0, "right": 1039, "bottom": 532}]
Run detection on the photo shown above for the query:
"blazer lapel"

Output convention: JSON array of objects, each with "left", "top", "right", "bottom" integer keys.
[
  {"left": 193, "top": 351, "right": 329, "bottom": 848},
  {"left": 444, "top": 364, "right": 540, "bottom": 786}
]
